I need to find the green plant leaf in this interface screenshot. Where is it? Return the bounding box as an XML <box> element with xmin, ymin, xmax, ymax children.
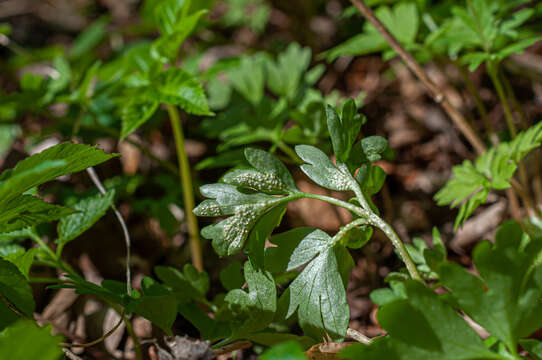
<box><xmin>57</xmin><ymin>190</ymin><xmax>115</xmax><ymax>248</ymax></box>
<box><xmin>221</xmin><ymin>148</ymin><xmax>296</xmax><ymax>194</ymax></box>
<box><xmin>265</xmin><ymin>228</ymin><xmax>329</xmax><ymax>274</ymax></box>
<box><xmin>3</xmin><ymin>248</ymin><xmax>37</xmax><ymax>279</ymax></box>
<box><xmin>438</xmin><ymin>221</ymin><xmax>542</xmax><ymax>350</ymax></box>
<box><xmin>520</xmin><ymin>339</ymin><xmax>542</xmax><ymax>360</ymax></box>
<box><xmin>151</xmin><ymin>9</ymin><xmax>208</xmax><ymax>62</ymax></box>
<box><xmin>224</xmin><ymin>261</ymin><xmax>276</xmax><ymax>339</ymax></box>
<box><xmin>265</xmin><ymin>43</ymin><xmax>311</xmax><ymax>100</ymax></box>
<box><xmin>0</xmin><ymin>142</ymin><xmax>117</xmax><ymax>208</ymax></box>
<box><xmin>220</xmin><ymin>261</ymin><xmax>244</xmax><ymax>291</ymax></box>
<box><xmin>0</xmin><ymin>258</ymin><xmax>34</xmax><ymax>317</ymax></box>
<box><xmin>196</xmin><ymin>183</ymin><xmax>291</xmax><ymax>256</ymax></box>
<box><xmin>323</xmin><ymin>2</ymin><xmax>418</xmax><ymax>61</ymax></box>
<box><xmin>148</xmin><ymin>67</ymin><xmax>212</xmax><ymax>115</ymax></box>
<box><xmin>295</xmin><ymin>145</ymin><xmax>350</xmax><ymax>191</ymax></box>
<box><xmin>326</xmin><ymin>101</ymin><xmax>363</xmax><ymax>163</ymax></box>
<box><xmin>341</xmin><ymin>281</ymin><xmax>496</xmax><ymax>360</ymax></box>
<box><xmin>229</xmin><ymin>55</ymin><xmax>265</xmax><ymax>106</ymax></box>
<box><xmin>245</xmin><ymin>204</ymin><xmax>287</xmax><ymax>268</ymax></box>
<box><xmin>132</xmin><ymin>277</ymin><xmax>177</xmax><ymax>335</ymax></box>
<box><xmin>120</xmin><ymin>97</ymin><xmax>159</xmax><ymax>139</ymax></box>
<box><xmin>260</xmin><ymin>341</ymin><xmax>307</xmax><ymax>360</ymax></box>
<box><xmin>274</xmin><ymin>228</ymin><xmax>350</xmax><ymax>341</ymax></box>
<box><xmin>69</xmin><ymin>15</ymin><xmax>110</xmax><ymax>59</ymax></box>
<box><xmin>0</xmin><ymin>195</ymin><xmax>75</xmax><ymax>233</ymax></box>
<box><xmin>435</xmin><ymin>122</ymin><xmax>542</xmax><ymax>228</ymax></box>
<box><xmin>356</xmin><ymin>165</ymin><xmax>386</xmax><ymax>196</ymax></box>
<box><xmin>155</xmin><ymin>264</ymin><xmax>209</xmax><ymax>303</ymax></box>
<box><xmin>0</xmin><ymin>320</ymin><xmax>63</xmax><ymax>360</ymax></box>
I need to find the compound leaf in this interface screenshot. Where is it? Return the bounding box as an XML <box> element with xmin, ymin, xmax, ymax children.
<box><xmin>57</xmin><ymin>191</ymin><xmax>115</xmax><ymax>248</ymax></box>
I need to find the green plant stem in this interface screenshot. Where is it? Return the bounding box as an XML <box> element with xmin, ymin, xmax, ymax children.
<box><xmin>167</xmin><ymin>105</ymin><xmax>203</xmax><ymax>272</ymax></box>
<box><xmin>331</xmin><ymin>218</ymin><xmax>369</xmax><ymax>246</ymax></box>
<box><xmin>339</xmin><ymin>164</ymin><xmax>421</xmax><ymax>281</ymax></box>
<box><xmin>488</xmin><ymin>63</ymin><xmax>536</xmax><ymax>216</ymax></box>
<box><xmin>123</xmin><ymin>313</ymin><xmax>142</xmax><ymax>360</ymax></box>
<box><xmin>500</xmin><ymin>70</ymin><xmax>528</xmax><ymax>130</ymax></box>
<box><xmin>488</xmin><ymin>63</ymin><xmax>517</xmax><ymax>138</ymax></box>
<box><xmin>276</xmin><ymin>140</ymin><xmax>303</xmax><ymax>164</ymax></box>
<box><xmin>297</xmin><ymin>167</ymin><xmax>421</xmax><ymax>282</ymax></box>
<box><xmin>59</xmin><ymin>310</ymin><xmax>125</xmax><ymax>348</ymax></box>
<box><xmin>457</xmin><ymin>62</ymin><xmax>495</xmax><ymax>142</ymax></box>
<box><xmin>297</xmin><ymin>192</ymin><xmax>370</xmax><ymax>217</ymax></box>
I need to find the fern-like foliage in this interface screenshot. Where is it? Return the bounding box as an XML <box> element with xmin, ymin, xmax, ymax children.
<box><xmin>435</xmin><ymin>122</ymin><xmax>542</xmax><ymax>229</ymax></box>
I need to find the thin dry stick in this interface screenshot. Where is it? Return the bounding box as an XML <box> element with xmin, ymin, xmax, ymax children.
<box><xmin>214</xmin><ymin>341</ymin><xmax>253</xmax><ymax>356</ymax></box>
<box><xmin>86</xmin><ymin>167</ymin><xmax>132</xmax><ymax>295</ymax></box>
<box><xmin>62</xmin><ymin>349</ymin><xmax>83</xmax><ymax>360</ymax></box>
<box><xmin>349</xmin><ymin>0</ymin><xmax>486</xmax><ymax>155</ymax></box>
<box><xmin>347</xmin><ymin>328</ymin><xmax>372</xmax><ymax>345</ymax></box>
<box><xmin>59</xmin><ymin>310</ymin><xmax>125</xmax><ymax>348</ymax></box>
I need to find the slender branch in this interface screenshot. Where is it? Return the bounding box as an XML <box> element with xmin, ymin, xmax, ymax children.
<box><xmin>86</xmin><ymin>167</ymin><xmax>132</xmax><ymax>295</ymax></box>
<box><xmin>167</xmin><ymin>105</ymin><xmax>204</xmax><ymax>272</ymax></box>
<box><xmin>59</xmin><ymin>310</ymin><xmax>125</xmax><ymax>348</ymax></box>
<box><xmin>276</xmin><ymin>140</ymin><xmax>303</xmax><ymax>164</ymax></box>
<box><xmin>348</xmin><ymin>0</ymin><xmax>486</xmax><ymax>155</ymax></box>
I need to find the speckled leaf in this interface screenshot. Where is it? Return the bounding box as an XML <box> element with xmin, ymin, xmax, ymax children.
<box><xmin>286</xmin><ymin>245</ymin><xmax>350</xmax><ymax>341</ymax></box>
<box><xmin>244</xmin><ymin>148</ymin><xmax>297</xmax><ymax>192</ymax></box>
<box><xmin>196</xmin><ymin>184</ymin><xmax>285</xmax><ymax>256</ymax></box>
<box><xmin>295</xmin><ymin>145</ymin><xmax>350</xmax><ymax>191</ymax></box>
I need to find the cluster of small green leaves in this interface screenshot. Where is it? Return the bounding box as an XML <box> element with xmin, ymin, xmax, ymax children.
<box><xmin>0</xmin><ymin>143</ymin><xmax>117</xmax><ymax>357</ymax></box>
<box><xmin>194</xmin><ymin>100</ymin><xmax>392</xmax><ymax>344</ymax></box>
<box><xmin>0</xmin><ymin>142</ymin><xmax>221</xmax><ymax>355</ymax></box>
<box><xmin>342</xmin><ymin>221</ymin><xmax>542</xmax><ymax>360</ymax></box>
<box><xmin>0</xmin><ymin>0</ymin><xmax>212</xmax><ymax>142</ymax></box>
<box><xmin>325</xmin><ymin>0</ymin><xmax>541</xmax><ymax>71</ymax></box>
<box><xmin>435</xmin><ymin>121</ymin><xmax>542</xmax><ymax>228</ymax></box>
<box><xmin>220</xmin><ymin>0</ymin><xmax>271</xmax><ymax>34</ymax></box>
<box><xmin>197</xmin><ymin>43</ymin><xmax>364</xmax><ymax>169</ymax></box>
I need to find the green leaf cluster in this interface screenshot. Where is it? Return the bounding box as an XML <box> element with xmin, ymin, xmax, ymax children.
<box><xmin>435</xmin><ymin>121</ymin><xmax>542</xmax><ymax>228</ymax></box>
<box><xmin>195</xmin><ymin>102</ymin><xmax>393</xmax><ymax>344</ymax></box>
<box><xmin>343</xmin><ymin>221</ymin><xmax>542</xmax><ymax>359</ymax></box>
